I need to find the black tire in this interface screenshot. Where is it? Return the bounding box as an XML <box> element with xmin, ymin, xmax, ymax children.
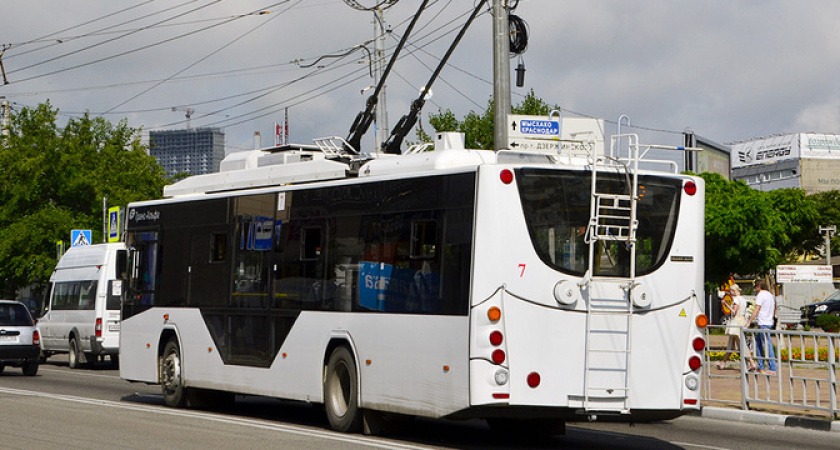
<box><xmin>0</xmin><ymin>364</ymin><xmax>5</xmax><ymax>374</ymax></box>
<box><xmin>324</xmin><ymin>346</ymin><xmax>363</xmax><ymax>433</ymax></box>
<box><xmin>68</xmin><ymin>337</ymin><xmax>84</xmax><ymax>369</ymax></box>
<box><xmin>110</xmin><ymin>354</ymin><xmax>120</xmax><ymax>368</ymax></box>
<box><xmin>22</xmin><ymin>361</ymin><xmax>39</xmax><ymax>376</ymax></box>
<box><xmin>161</xmin><ymin>338</ymin><xmax>187</xmax><ymax>408</ymax></box>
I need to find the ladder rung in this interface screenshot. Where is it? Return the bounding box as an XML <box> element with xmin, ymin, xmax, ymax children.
<box><xmin>588</xmin><ymin>386</ymin><xmax>629</xmax><ymax>392</ymax></box>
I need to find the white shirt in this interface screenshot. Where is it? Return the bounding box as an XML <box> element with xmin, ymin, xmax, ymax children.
<box><xmin>755</xmin><ymin>290</ymin><xmax>775</xmax><ymax>326</ymax></box>
<box><xmin>732</xmin><ymin>295</ymin><xmax>748</xmax><ymax>319</ymax></box>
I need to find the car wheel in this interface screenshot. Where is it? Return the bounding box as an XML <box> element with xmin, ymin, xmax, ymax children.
<box><xmin>68</xmin><ymin>337</ymin><xmax>86</xmax><ymax>369</ymax></box>
<box><xmin>324</xmin><ymin>346</ymin><xmax>362</xmax><ymax>433</ymax></box>
<box><xmin>0</xmin><ymin>364</ymin><xmax>5</xmax><ymax>374</ymax></box>
<box><xmin>162</xmin><ymin>338</ymin><xmax>187</xmax><ymax>408</ymax></box>
<box><xmin>22</xmin><ymin>361</ymin><xmax>39</xmax><ymax>376</ymax></box>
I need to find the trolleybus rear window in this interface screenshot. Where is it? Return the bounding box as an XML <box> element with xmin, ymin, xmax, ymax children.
<box><xmin>516</xmin><ymin>168</ymin><xmax>682</xmax><ymax>277</ymax></box>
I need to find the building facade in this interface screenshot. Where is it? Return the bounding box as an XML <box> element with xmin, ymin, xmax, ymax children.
<box><xmin>149</xmin><ymin>128</ymin><xmax>225</xmax><ymax>177</ymax></box>
<box><xmin>731</xmin><ymin>133</ymin><xmax>840</xmax><ymax>193</ymax></box>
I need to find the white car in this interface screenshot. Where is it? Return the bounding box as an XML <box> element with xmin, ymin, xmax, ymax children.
<box><xmin>0</xmin><ymin>300</ymin><xmax>40</xmax><ymax>376</ymax></box>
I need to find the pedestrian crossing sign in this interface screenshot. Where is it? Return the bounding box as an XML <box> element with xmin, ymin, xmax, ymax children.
<box><xmin>108</xmin><ymin>206</ymin><xmax>121</xmax><ymax>242</ymax></box>
<box><xmin>71</xmin><ymin>229</ymin><xmax>92</xmax><ymax>247</ymax></box>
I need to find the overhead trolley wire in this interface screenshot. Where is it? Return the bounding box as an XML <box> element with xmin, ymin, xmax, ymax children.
<box><xmin>4</xmin><ymin>0</ymin><xmax>160</xmax><ymax>59</ymax></box>
<box><xmin>6</xmin><ymin>0</ymin><xmax>220</xmax><ymax>76</ymax></box>
<box><xmin>104</xmin><ymin>0</ymin><xmax>300</xmax><ymax>114</ymax></box>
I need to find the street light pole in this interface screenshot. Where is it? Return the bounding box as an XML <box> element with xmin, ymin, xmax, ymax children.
<box><xmin>820</xmin><ymin>225</ymin><xmax>836</xmax><ymax>264</ymax></box>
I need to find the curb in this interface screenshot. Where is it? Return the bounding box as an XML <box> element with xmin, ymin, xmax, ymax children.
<box><xmin>697</xmin><ymin>406</ymin><xmax>840</xmax><ymax>432</ymax></box>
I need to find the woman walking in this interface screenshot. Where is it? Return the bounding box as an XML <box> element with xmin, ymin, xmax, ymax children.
<box><xmin>717</xmin><ymin>285</ymin><xmax>757</xmax><ymax>371</ymax></box>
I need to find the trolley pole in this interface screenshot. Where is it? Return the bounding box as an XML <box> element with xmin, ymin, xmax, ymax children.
<box><xmin>492</xmin><ymin>0</ymin><xmax>511</xmax><ymax>151</ymax></box>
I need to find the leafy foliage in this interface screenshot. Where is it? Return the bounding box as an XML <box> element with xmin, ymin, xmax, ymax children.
<box><xmin>815</xmin><ymin>313</ymin><xmax>840</xmax><ymax>333</ymax></box>
<box><xmin>0</xmin><ymin>102</ymin><xmax>167</xmax><ymax>297</ymax></box>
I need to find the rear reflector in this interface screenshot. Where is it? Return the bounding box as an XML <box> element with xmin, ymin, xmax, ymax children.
<box><xmin>489</xmin><ymin>331</ymin><xmax>503</xmax><ymax>346</ymax></box>
<box><xmin>492</xmin><ymin>349</ymin><xmax>506</xmax><ymax>364</ymax></box>
<box><xmin>688</xmin><ymin>355</ymin><xmax>702</xmax><ymax>371</ymax></box>
<box><xmin>527</xmin><ymin>372</ymin><xmax>541</xmax><ymax>388</ymax></box>
<box><xmin>684</xmin><ymin>399</ymin><xmax>698</xmax><ymax>405</ymax></box>
<box><xmin>492</xmin><ymin>393</ymin><xmax>510</xmax><ymax>399</ymax></box>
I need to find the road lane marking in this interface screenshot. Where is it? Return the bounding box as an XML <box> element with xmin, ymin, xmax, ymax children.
<box><xmin>0</xmin><ymin>386</ymin><xmax>433</xmax><ymax>450</ymax></box>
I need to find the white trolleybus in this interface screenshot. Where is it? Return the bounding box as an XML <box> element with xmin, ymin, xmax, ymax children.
<box><xmin>119</xmin><ymin>126</ymin><xmax>708</xmax><ymax>435</ymax></box>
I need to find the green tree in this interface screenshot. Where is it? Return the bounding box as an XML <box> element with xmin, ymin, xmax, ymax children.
<box><xmin>0</xmin><ymin>102</ymin><xmax>167</xmax><ymax>298</ymax></box>
<box><xmin>765</xmin><ymin>188</ymin><xmax>819</xmax><ymax>261</ymax></box>
<box><xmin>810</xmin><ymin>190</ymin><xmax>840</xmax><ymax>258</ymax></box>
<box><xmin>701</xmin><ymin>173</ymin><xmax>787</xmax><ymax>285</ymax></box>
<box><xmin>418</xmin><ymin>89</ymin><xmax>557</xmax><ymax>149</ymax></box>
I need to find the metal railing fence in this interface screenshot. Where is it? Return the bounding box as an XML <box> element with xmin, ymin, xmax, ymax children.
<box><xmin>703</xmin><ymin>324</ymin><xmax>840</xmax><ymax>418</ymax></box>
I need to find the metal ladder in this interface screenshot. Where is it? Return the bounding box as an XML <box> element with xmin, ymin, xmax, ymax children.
<box><xmin>581</xmin><ymin>142</ymin><xmax>640</xmax><ymax>414</ymax></box>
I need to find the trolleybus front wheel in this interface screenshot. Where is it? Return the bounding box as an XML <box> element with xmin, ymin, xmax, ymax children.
<box><xmin>162</xmin><ymin>338</ymin><xmax>187</xmax><ymax>407</ymax></box>
<box><xmin>324</xmin><ymin>346</ymin><xmax>363</xmax><ymax>433</ymax></box>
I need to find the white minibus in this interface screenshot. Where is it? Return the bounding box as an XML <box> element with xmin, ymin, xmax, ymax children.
<box><xmin>39</xmin><ymin>243</ymin><xmax>126</xmax><ymax>367</ymax></box>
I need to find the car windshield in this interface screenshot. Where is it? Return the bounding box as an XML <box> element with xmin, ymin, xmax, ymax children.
<box><xmin>825</xmin><ymin>291</ymin><xmax>840</xmax><ymax>302</ymax></box>
<box><xmin>0</xmin><ymin>303</ymin><xmax>34</xmax><ymax>326</ymax></box>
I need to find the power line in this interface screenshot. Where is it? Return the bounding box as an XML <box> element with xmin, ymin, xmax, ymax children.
<box><xmin>6</xmin><ymin>0</ymin><xmax>220</xmax><ymax>75</ymax></box>
<box><xmin>104</xmin><ymin>0</ymin><xmax>300</xmax><ymax>113</ymax></box>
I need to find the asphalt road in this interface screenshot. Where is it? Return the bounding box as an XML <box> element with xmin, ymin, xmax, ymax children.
<box><xmin>0</xmin><ymin>356</ymin><xmax>836</xmax><ymax>449</ymax></box>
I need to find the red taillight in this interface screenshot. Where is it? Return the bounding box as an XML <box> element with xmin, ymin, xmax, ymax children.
<box><xmin>527</xmin><ymin>372</ymin><xmax>541</xmax><ymax>388</ymax></box>
<box><xmin>684</xmin><ymin>180</ymin><xmax>697</xmax><ymax>196</ymax></box>
<box><xmin>692</xmin><ymin>337</ymin><xmax>706</xmax><ymax>352</ymax></box>
<box><xmin>489</xmin><ymin>331</ymin><xmax>503</xmax><ymax>346</ymax></box>
<box><xmin>688</xmin><ymin>355</ymin><xmax>702</xmax><ymax>371</ymax></box>
<box><xmin>492</xmin><ymin>349</ymin><xmax>506</xmax><ymax>365</ymax></box>
<box><xmin>33</xmin><ymin>330</ymin><xmax>40</xmax><ymax>345</ymax></box>
<box><xmin>500</xmin><ymin>169</ymin><xmax>513</xmax><ymax>185</ymax></box>
<box><xmin>95</xmin><ymin>318</ymin><xmax>102</xmax><ymax>337</ymax></box>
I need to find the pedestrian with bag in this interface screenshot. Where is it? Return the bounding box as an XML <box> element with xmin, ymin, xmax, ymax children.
<box><xmin>717</xmin><ymin>285</ymin><xmax>757</xmax><ymax>370</ymax></box>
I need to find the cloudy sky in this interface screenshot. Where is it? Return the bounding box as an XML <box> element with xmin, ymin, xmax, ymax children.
<box><xmin>2</xmin><ymin>1</ymin><xmax>839</xmax><ymax>154</ymax></box>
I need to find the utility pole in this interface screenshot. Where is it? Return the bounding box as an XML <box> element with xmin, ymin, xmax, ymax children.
<box><xmin>820</xmin><ymin>225</ymin><xmax>836</xmax><ymax>264</ymax></box>
<box><xmin>492</xmin><ymin>0</ymin><xmax>511</xmax><ymax>151</ymax></box>
<box><xmin>0</xmin><ymin>97</ymin><xmax>10</xmax><ymax>140</ymax></box>
<box><xmin>373</xmin><ymin>8</ymin><xmax>389</xmax><ymax>154</ymax></box>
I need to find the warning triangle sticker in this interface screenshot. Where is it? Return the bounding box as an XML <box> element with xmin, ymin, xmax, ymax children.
<box><xmin>679</xmin><ymin>309</ymin><xmax>686</xmax><ymax>317</ymax></box>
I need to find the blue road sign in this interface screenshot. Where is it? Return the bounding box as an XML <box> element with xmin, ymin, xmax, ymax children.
<box><xmin>71</xmin><ymin>229</ymin><xmax>92</xmax><ymax>247</ymax></box>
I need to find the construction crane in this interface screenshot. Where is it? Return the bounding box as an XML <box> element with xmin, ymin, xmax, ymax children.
<box><xmin>171</xmin><ymin>107</ymin><xmax>195</xmax><ymax>129</ymax></box>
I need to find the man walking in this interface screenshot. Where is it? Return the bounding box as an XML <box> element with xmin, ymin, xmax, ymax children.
<box><xmin>747</xmin><ymin>281</ymin><xmax>777</xmax><ymax>375</ymax></box>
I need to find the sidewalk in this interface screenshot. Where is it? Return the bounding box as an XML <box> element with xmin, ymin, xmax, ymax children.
<box><xmin>700</xmin><ymin>334</ymin><xmax>840</xmax><ymax>432</ymax></box>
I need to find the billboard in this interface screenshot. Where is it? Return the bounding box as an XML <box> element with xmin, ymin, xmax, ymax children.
<box><xmin>731</xmin><ymin>134</ymin><xmax>798</xmax><ymax>169</ymax></box>
<box><xmin>799</xmin><ymin>133</ymin><xmax>840</xmax><ymax>159</ymax></box>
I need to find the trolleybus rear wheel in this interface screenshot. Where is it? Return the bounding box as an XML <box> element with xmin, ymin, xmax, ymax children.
<box><xmin>325</xmin><ymin>346</ymin><xmax>362</xmax><ymax>433</ymax></box>
<box><xmin>162</xmin><ymin>338</ymin><xmax>187</xmax><ymax>407</ymax></box>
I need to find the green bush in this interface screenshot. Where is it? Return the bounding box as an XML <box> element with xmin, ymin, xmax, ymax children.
<box><xmin>816</xmin><ymin>314</ymin><xmax>840</xmax><ymax>333</ymax></box>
